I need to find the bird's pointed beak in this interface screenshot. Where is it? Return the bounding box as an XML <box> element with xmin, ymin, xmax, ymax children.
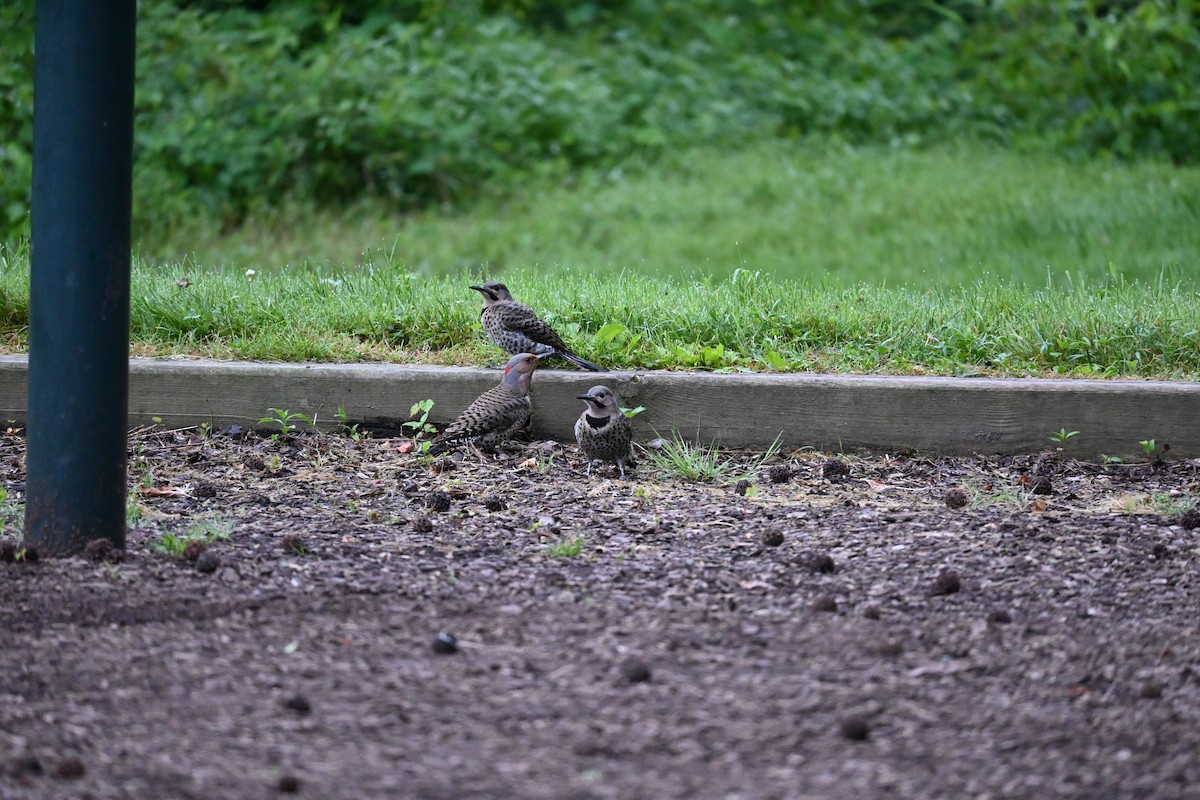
<box><xmin>469</xmin><ymin>285</ymin><xmax>485</xmax><ymax>293</ymax></box>
<box><xmin>575</xmin><ymin>393</ymin><xmax>592</xmax><ymax>400</ymax></box>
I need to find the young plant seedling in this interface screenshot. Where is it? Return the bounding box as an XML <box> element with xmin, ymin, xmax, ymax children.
<box><xmin>403</xmin><ymin>399</ymin><xmax>438</xmax><ymax>451</ymax></box>
<box><xmin>1049</xmin><ymin>428</ymin><xmax>1079</xmax><ymax>445</ymax></box>
<box><xmin>259</xmin><ymin>408</ymin><xmax>316</xmax><ymax>439</ymax></box>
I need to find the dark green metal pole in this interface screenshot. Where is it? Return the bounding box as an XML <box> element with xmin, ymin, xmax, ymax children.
<box><xmin>26</xmin><ymin>1</ymin><xmax>137</xmax><ymax>555</ymax></box>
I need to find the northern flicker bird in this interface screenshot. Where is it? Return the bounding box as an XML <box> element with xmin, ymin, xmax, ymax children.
<box><xmin>574</xmin><ymin>385</ymin><xmax>633</xmax><ymax>478</ymax></box>
<box><xmin>470</xmin><ymin>281</ymin><xmax>607</xmax><ymax>372</ymax></box>
<box><xmin>427</xmin><ymin>353</ymin><xmax>545</xmax><ymax>455</ymax></box>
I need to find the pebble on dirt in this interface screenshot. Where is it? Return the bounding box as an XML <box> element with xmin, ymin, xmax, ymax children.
<box><xmin>482</xmin><ymin>495</ymin><xmax>507</xmax><ymax>511</ymax></box>
<box><xmin>733</xmin><ymin>479</ymin><xmax>752</xmax><ymax>496</ymax></box>
<box><xmin>425</xmin><ymin>490</ymin><xmax>452</xmax><ymax>513</ymax></box>
<box><xmin>277</xmin><ymin>773</ymin><xmax>302</xmax><ymax>793</ymax></box>
<box><xmin>987</xmin><ymin>609</ymin><xmax>1013</xmax><ymax>625</ymax></box>
<box><xmin>432</xmin><ymin>631</ymin><xmax>459</xmax><ymax>654</ymax></box>
<box><xmin>1031</xmin><ymin>476</ymin><xmax>1054</xmax><ymax>495</ymax></box>
<box><xmin>929</xmin><ymin>568</ymin><xmax>962</xmax><ymax>596</ymax></box>
<box><xmin>861</xmin><ymin>605</ymin><xmax>882</xmax><ymax>620</ymax></box>
<box><xmin>761</xmin><ymin>528</ymin><xmax>785</xmax><ymax>547</ymax></box>
<box><xmin>1179</xmin><ymin>507</ymin><xmax>1200</xmax><ymax>530</ymax></box>
<box><xmin>620</xmin><ymin>657</ymin><xmax>652</xmax><ymax>684</ymax></box>
<box><xmin>194</xmin><ymin>549</ymin><xmax>221</xmax><ymax>574</ymax></box>
<box><xmin>193</xmin><ymin>481</ymin><xmax>218</xmax><ymax>498</ymax></box>
<box><xmin>767</xmin><ymin>464</ymin><xmax>791</xmax><ymax>484</ymax></box>
<box><xmin>1139</xmin><ymin>681</ymin><xmax>1164</xmax><ymax>700</ymax></box>
<box><xmin>811</xmin><ymin>594</ymin><xmax>838</xmax><ymax>613</ymax></box>
<box><xmin>182</xmin><ymin>540</ymin><xmax>208</xmax><ymax>562</ymax></box>
<box><xmin>281</xmin><ymin>533</ymin><xmax>308</xmax><ymax>555</ymax></box>
<box><xmin>798</xmin><ymin>551</ymin><xmax>836</xmax><ymax>574</ymax></box>
<box><xmin>53</xmin><ymin>757</ymin><xmax>86</xmax><ymax>780</ymax></box>
<box><xmin>411</xmin><ymin>516</ymin><xmax>434</xmax><ymax>533</ymax></box>
<box><xmin>820</xmin><ymin>459</ymin><xmax>850</xmax><ymax>481</ymax></box>
<box><xmin>839</xmin><ymin>716</ymin><xmax>870</xmax><ymax>742</ymax></box>
<box><xmin>83</xmin><ymin>538</ymin><xmax>123</xmax><ymax>564</ymax></box>
<box><xmin>876</xmin><ymin>640</ymin><xmax>904</xmax><ymax>657</ymax></box>
<box><xmin>944</xmin><ymin>487</ymin><xmax>969</xmax><ymax>509</ymax></box>
<box><xmin>283</xmin><ymin>694</ymin><xmax>313</xmax><ymax>715</ymax></box>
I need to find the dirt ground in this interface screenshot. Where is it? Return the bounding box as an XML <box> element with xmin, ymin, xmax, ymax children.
<box><xmin>1</xmin><ymin>424</ymin><xmax>1199</xmax><ymax>800</ymax></box>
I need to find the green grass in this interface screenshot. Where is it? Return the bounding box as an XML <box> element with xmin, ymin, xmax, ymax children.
<box><xmin>154</xmin><ymin>517</ymin><xmax>233</xmax><ymax>557</ymax></box>
<box><xmin>137</xmin><ymin>141</ymin><xmax>1200</xmax><ymax>287</ymax></box>
<box><xmin>1</xmin><ymin>142</ymin><xmax>1197</xmax><ymax>379</ymax></box>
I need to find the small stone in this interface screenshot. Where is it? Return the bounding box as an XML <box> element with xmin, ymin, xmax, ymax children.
<box><xmin>432</xmin><ymin>631</ymin><xmax>459</xmax><ymax>654</ymax></box>
<box><xmin>182</xmin><ymin>540</ymin><xmax>208</xmax><ymax>563</ymax></box>
<box><xmin>620</xmin><ymin>657</ymin><xmax>652</xmax><ymax>684</ymax></box>
<box><xmin>193</xmin><ymin>481</ymin><xmax>218</xmax><ymax>498</ymax></box>
<box><xmin>194</xmin><ymin>549</ymin><xmax>221</xmax><ymax>574</ymax></box>
<box><xmin>876</xmin><ymin>640</ymin><xmax>904</xmax><ymax>657</ymax></box>
<box><xmin>811</xmin><ymin>594</ymin><xmax>838</xmax><ymax>613</ymax></box>
<box><xmin>429</xmin><ymin>458</ymin><xmax>456</xmax><ymax>475</ymax></box>
<box><xmin>1178</xmin><ymin>507</ymin><xmax>1200</xmax><ymax>530</ymax></box>
<box><xmin>425</xmin><ymin>490</ymin><xmax>452</xmax><ymax>513</ymax></box>
<box><xmin>1031</xmin><ymin>476</ymin><xmax>1053</xmax><ymax>495</ymax></box>
<box><xmin>281</xmin><ymin>534</ymin><xmax>307</xmax><ymax>556</ymax></box>
<box><xmin>761</xmin><ymin>528</ymin><xmax>785</xmax><ymax>547</ymax></box>
<box><xmin>929</xmin><ymin>568</ymin><xmax>961</xmax><ymax>596</ymax></box>
<box><xmin>1139</xmin><ymin>681</ymin><xmax>1164</xmax><ymax>700</ymax></box>
<box><xmin>944</xmin><ymin>487</ymin><xmax>969</xmax><ymax>509</ymax></box>
<box><xmin>11</xmin><ymin>754</ymin><xmax>43</xmax><ymax>777</ymax></box>
<box><xmin>733</xmin><ymin>479</ymin><xmax>752</xmax><ymax>496</ymax></box>
<box><xmin>839</xmin><ymin>716</ymin><xmax>870</xmax><ymax>741</ymax></box>
<box><xmin>278</xmin><ymin>774</ymin><xmax>302</xmax><ymax>793</ymax></box>
<box><xmin>244</xmin><ymin>454</ymin><xmax>266</xmax><ymax>471</ymax></box>
<box><xmin>482</xmin><ymin>495</ymin><xmax>506</xmax><ymax>512</ymax></box>
<box><xmin>987</xmin><ymin>608</ymin><xmax>1013</xmax><ymax>625</ymax></box>
<box><xmin>411</xmin><ymin>516</ymin><xmax>434</xmax><ymax>533</ymax></box>
<box><xmin>861</xmin><ymin>605</ymin><xmax>882</xmax><ymax>620</ymax></box>
<box><xmin>798</xmin><ymin>551</ymin><xmax>836</xmax><ymax>574</ymax></box>
<box><xmin>83</xmin><ymin>538</ymin><xmax>123</xmax><ymax>564</ymax></box>
<box><xmin>767</xmin><ymin>464</ymin><xmax>791</xmax><ymax>484</ymax></box>
<box><xmin>820</xmin><ymin>459</ymin><xmax>850</xmax><ymax>481</ymax></box>
<box><xmin>283</xmin><ymin>694</ymin><xmax>312</xmax><ymax>715</ymax></box>
<box><xmin>53</xmin><ymin>758</ymin><xmax>86</xmax><ymax>780</ymax></box>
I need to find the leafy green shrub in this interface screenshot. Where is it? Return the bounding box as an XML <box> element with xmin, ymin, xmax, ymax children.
<box><xmin>1</xmin><ymin>0</ymin><xmax>1197</xmax><ymax>245</ymax></box>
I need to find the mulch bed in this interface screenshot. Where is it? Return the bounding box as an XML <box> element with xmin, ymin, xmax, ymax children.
<box><xmin>2</xmin><ymin>426</ymin><xmax>1199</xmax><ymax>799</ymax></box>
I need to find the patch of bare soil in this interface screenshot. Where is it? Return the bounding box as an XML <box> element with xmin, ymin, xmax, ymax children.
<box><xmin>1</xmin><ymin>427</ymin><xmax>1199</xmax><ymax>800</ymax></box>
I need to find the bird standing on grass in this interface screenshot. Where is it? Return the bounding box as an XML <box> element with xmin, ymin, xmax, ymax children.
<box><xmin>470</xmin><ymin>281</ymin><xmax>607</xmax><ymax>372</ymax></box>
<box><xmin>574</xmin><ymin>385</ymin><xmax>633</xmax><ymax>478</ymax></box>
<box><xmin>427</xmin><ymin>353</ymin><xmax>546</xmax><ymax>455</ymax></box>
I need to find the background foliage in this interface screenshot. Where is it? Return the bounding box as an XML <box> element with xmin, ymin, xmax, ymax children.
<box><xmin>1</xmin><ymin>0</ymin><xmax>1198</xmax><ymax>244</ymax></box>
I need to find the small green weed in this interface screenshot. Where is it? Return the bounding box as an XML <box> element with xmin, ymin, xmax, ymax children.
<box><xmin>545</xmin><ymin>536</ymin><xmax>585</xmax><ymax>558</ymax></box>
<box><xmin>404</xmin><ymin>399</ymin><xmax>438</xmax><ymax>450</ymax></box>
<box><xmin>1115</xmin><ymin>493</ymin><xmax>1195</xmax><ymax>516</ymax></box>
<box><xmin>1049</xmin><ymin>428</ymin><xmax>1079</xmax><ymax>445</ymax></box>
<box><xmin>336</xmin><ymin>404</ymin><xmax>367</xmax><ymax>441</ymax></box>
<box><xmin>650</xmin><ymin>434</ymin><xmax>729</xmax><ymax>482</ymax></box>
<box><xmin>259</xmin><ymin>408</ymin><xmax>316</xmax><ymax>438</ymax></box>
<box><xmin>649</xmin><ymin>431</ymin><xmax>782</xmax><ymax>483</ymax></box>
<box><xmin>155</xmin><ymin>517</ymin><xmax>233</xmax><ymax>556</ymax></box>
<box><xmin>0</xmin><ymin>484</ymin><xmax>22</xmax><ymax>534</ymax></box>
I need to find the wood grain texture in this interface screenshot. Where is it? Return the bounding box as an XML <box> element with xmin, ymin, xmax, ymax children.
<box><xmin>1</xmin><ymin>356</ymin><xmax>1196</xmax><ymax>458</ymax></box>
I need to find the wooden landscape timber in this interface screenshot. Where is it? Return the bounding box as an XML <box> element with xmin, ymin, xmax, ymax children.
<box><xmin>0</xmin><ymin>355</ymin><xmax>1196</xmax><ymax>459</ymax></box>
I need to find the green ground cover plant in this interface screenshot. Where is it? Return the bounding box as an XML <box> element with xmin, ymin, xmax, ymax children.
<box><xmin>1</xmin><ymin>237</ymin><xmax>1197</xmax><ymax>379</ymax></box>
<box><xmin>144</xmin><ymin>141</ymin><xmax>1200</xmax><ymax>286</ymax></box>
